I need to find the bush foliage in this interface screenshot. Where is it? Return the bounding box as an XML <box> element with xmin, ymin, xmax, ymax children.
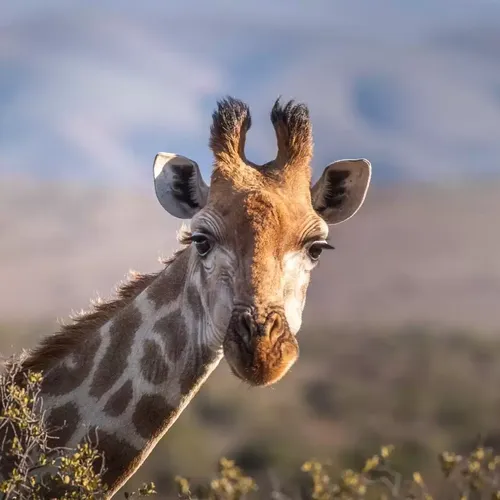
<box><xmin>1</xmin><ymin>359</ymin><xmax>500</xmax><ymax>499</ymax></box>
<box><xmin>173</xmin><ymin>444</ymin><xmax>500</xmax><ymax>500</ymax></box>
<box><xmin>0</xmin><ymin>360</ymin><xmax>155</xmax><ymax>499</ymax></box>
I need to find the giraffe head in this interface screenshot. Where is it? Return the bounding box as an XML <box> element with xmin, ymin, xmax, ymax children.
<box><xmin>153</xmin><ymin>97</ymin><xmax>371</xmax><ymax>387</ymax></box>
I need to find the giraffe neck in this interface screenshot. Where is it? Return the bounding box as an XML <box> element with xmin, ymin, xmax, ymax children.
<box><xmin>8</xmin><ymin>245</ymin><xmax>224</xmax><ymax>497</ymax></box>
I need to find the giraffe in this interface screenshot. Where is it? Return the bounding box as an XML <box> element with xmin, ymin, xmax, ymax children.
<box><xmin>0</xmin><ymin>97</ymin><xmax>372</xmax><ymax>497</ymax></box>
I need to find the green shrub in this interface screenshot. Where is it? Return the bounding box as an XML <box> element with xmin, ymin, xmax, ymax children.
<box><xmin>0</xmin><ymin>359</ymin><xmax>155</xmax><ymax>499</ymax></box>
<box><xmin>175</xmin><ymin>445</ymin><xmax>500</xmax><ymax>499</ymax></box>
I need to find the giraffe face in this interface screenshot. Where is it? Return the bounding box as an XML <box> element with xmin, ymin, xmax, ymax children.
<box><xmin>189</xmin><ymin>186</ymin><xmax>329</xmax><ymax>386</ymax></box>
<box><xmin>153</xmin><ymin>98</ymin><xmax>371</xmax><ymax>386</ymax></box>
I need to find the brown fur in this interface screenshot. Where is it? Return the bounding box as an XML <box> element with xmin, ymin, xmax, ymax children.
<box><xmin>207</xmin><ymin>171</ymin><xmax>322</xmax><ymax>386</ymax></box>
<box><xmin>223</xmin><ymin>310</ymin><xmax>300</xmax><ymax>387</ymax></box>
<box><xmin>209</xmin><ymin>97</ymin><xmax>252</xmax><ymax>167</ymax></box>
<box><xmin>270</xmin><ymin>97</ymin><xmax>313</xmax><ymax>176</ymax></box>
<box><xmin>195</xmin><ymin>110</ymin><xmax>323</xmax><ymax>386</ymax></box>
<box><xmin>248</xmin><ymin>332</ymin><xmax>299</xmax><ymax>386</ymax></box>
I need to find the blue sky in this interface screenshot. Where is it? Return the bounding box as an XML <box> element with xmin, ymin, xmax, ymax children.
<box><xmin>1</xmin><ymin>0</ymin><xmax>500</xmax><ymax>190</ymax></box>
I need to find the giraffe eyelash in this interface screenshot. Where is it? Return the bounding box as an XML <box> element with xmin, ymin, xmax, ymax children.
<box><xmin>179</xmin><ymin>231</ymin><xmax>194</xmax><ymax>246</ymax></box>
<box><xmin>180</xmin><ymin>231</ymin><xmax>213</xmax><ymax>245</ymax></box>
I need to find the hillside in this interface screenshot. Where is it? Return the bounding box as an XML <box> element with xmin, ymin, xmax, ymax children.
<box><xmin>1</xmin><ymin>174</ymin><xmax>499</xmax><ymax>334</ymax></box>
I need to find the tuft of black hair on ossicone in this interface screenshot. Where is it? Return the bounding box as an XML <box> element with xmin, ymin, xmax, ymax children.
<box><xmin>209</xmin><ymin>97</ymin><xmax>252</xmax><ymax>162</ymax></box>
<box><xmin>270</xmin><ymin>97</ymin><xmax>310</xmax><ymax>131</ymax></box>
<box><xmin>270</xmin><ymin>97</ymin><xmax>313</xmax><ymax>166</ymax></box>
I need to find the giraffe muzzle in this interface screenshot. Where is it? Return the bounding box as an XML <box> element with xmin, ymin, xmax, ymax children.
<box><xmin>223</xmin><ymin>308</ymin><xmax>299</xmax><ymax>386</ymax></box>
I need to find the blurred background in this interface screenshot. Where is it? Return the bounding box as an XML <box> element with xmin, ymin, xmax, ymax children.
<box><xmin>2</xmin><ymin>0</ymin><xmax>500</xmax><ymax>497</ymax></box>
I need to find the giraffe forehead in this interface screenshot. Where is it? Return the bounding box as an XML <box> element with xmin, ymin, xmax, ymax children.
<box><xmin>251</xmin><ymin>192</ymin><xmax>325</xmax><ymax>246</ymax></box>
<box><xmin>196</xmin><ymin>188</ymin><xmax>326</xmax><ymax>262</ymax></box>
<box><xmin>207</xmin><ymin>188</ymin><xmax>317</xmax><ymax>236</ymax></box>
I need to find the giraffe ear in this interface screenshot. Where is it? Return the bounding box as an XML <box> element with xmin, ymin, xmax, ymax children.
<box><xmin>153</xmin><ymin>152</ymin><xmax>209</xmax><ymax>219</ymax></box>
<box><xmin>311</xmin><ymin>159</ymin><xmax>372</xmax><ymax>225</ymax></box>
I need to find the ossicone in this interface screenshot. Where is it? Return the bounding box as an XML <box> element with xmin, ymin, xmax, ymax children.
<box><xmin>270</xmin><ymin>97</ymin><xmax>313</xmax><ymax>171</ymax></box>
<box><xmin>209</xmin><ymin>96</ymin><xmax>252</xmax><ymax>165</ymax></box>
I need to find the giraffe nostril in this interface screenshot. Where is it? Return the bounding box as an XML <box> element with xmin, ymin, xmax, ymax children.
<box><xmin>238</xmin><ymin>311</ymin><xmax>255</xmax><ymax>343</ymax></box>
<box><xmin>234</xmin><ymin>310</ymin><xmax>286</xmax><ymax>344</ymax></box>
<box><xmin>265</xmin><ymin>312</ymin><xmax>284</xmax><ymax>343</ymax></box>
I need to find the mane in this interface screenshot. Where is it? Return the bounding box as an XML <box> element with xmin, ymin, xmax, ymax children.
<box><xmin>10</xmin><ymin>231</ymin><xmax>192</xmax><ymax>378</ymax></box>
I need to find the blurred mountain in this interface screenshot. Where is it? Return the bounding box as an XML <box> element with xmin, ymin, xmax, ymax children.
<box><xmin>1</xmin><ymin>1</ymin><xmax>500</xmax><ymax>186</ymax></box>
<box><xmin>1</xmin><ymin>174</ymin><xmax>499</xmax><ymax>333</ymax></box>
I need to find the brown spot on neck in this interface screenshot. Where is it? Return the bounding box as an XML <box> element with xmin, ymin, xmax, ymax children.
<box><xmin>103</xmin><ymin>379</ymin><xmax>134</xmax><ymax>417</ymax></box>
<box><xmin>132</xmin><ymin>394</ymin><xmax>176</xmax><ymax>440</ymax></box>
<box><xmin>153</xmin><ymin>312</ymin><xmax>188</xmax><ymax>362</ymax></box>
<box><xmin>140</xmin><ymin>340</ymin><xmax>170</xmax><ymax>385</ymax></box>
<box><xmin>89</xmin><ymin>304</ymin><xmax>142</xmax><ymax>400</ymax></box>
<box><xmin>41</xmin><ymin>333</ymin><xmax>101</xmax><ymax>396</ymax></box>
<box><xmin>45</xmin><ymin>402</ymin><xmax>81</xmax><ymax>447</ymax></box>
<box><xmin>85</xmin><ymin>428</ymin><xmax>140</xmax><ymax>494</ymax></box>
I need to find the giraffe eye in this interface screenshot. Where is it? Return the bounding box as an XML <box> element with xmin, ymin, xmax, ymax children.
<box><xmin>307</xmin><ymin>241</ymin><xmax>334</xmax><ymax>261</ymax></box>
<box><xmin>191</xmin><ymin>233</ymin><xmax>213</xmax><ymax>257</ymax></box>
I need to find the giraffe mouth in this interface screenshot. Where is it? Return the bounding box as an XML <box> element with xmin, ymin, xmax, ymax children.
<box><xmin>223</xmin><ymin>311</ymin><xmax>299</xmax><ymax>387</ymax></box>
